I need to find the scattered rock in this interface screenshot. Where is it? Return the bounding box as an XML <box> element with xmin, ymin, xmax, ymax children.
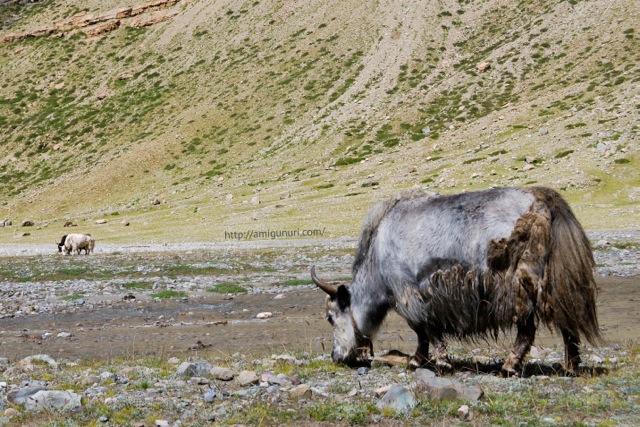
<box><xmin>457</xmin><ymin>404</ymin><xmax>472</xmax><ymax>421</ymax></box>
<box><xmin>24</xmin><ymin>390</ymin><xmax>81</xmax><ymax>411</ymax></box>
<box><xmin>7</xmin><ymin>387</ymin><xmax>48</xmax><ymax>405</ymax></box>
<box><xmin>357</xmin><ymin>367</ymin><xmax>369</xmax><ymax>375</ymax></box>
<box><xmin>95</xmin><ymin>219</ymin><xmax>107</xmax><ymax>224</ymax></box>
<box><xmin>416</xmin><ymin>375</ymin><xmax>483</xmax><ymax>402</ymax></box>
<box><xmin>290</xmin><ymin>384</ymin><xmax>311</xmax><ymax>398</ymax></box>
<box><xmin>176</xmin><ymin>361</ymin><xmax>212</xmax><ymax>378</ymax></box>
<box><xmin>21</xmin><ymin>220</ymin><xmax>34</xmax><ymax>227</ymax></box>
<box><xmin>237</xmin><ymin>370</ymin><xmax>259</xmax><ymax>387</ymax></box>
<box><xmin>20</xmin><ymin>354</ymin><xmax>58</xmax><ymax>369</ymax></box>
<box><xmin>256</xmin><ymin>312</ymin><xmax>272</xmax><ymax>319</ymax></box>
<box><xmin>376</xmin><ymin>384</ymin><xmax>417</xmax><ymax>415</ymax></box>
<box><xmin>203</xmin><ymin>389</ymin><xmax>216</xmax><ymax>403</ymax></box>
<box><xmin>416</xmin><ymin>376</ymin><xmax>459</xmax><ymax>401</ymax></box>
<box><xmin>210</xmin><ymin>366</ymin><xmax>236</xmax><ymax>381</ymax></box>
<box><xmin>477</xmin><ymin>62</ymin><xmax>491</xmax><ymax>73</ymax></box>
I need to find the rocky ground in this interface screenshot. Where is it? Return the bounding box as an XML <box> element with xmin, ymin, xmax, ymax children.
<box><xmin>0</xmin><ymin>232</ymin><xmax>638</xmax><ymax>426</ymax></box>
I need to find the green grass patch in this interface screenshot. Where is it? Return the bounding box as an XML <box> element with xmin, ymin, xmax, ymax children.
<box><xmin>208</xmin><ymin>283</ymin><xmax>247</xmax><ymax>294</ymax></box>
<box><xmin>314</xmin><ymin>183</ymin><xmax>334</xmax><ymax>189</ymax></box>
<box><xmin>60</xmin><ymin>293</ymin><xmax>86</xmax><ymax>301</ymax></box>
<box><xmin>333</xmin><ymin>156</ymin><xmax>364</xmax><ymax>166</ymax></box>
<box><xmin>121</xmin><ymin>281</ymin><xmax>153</xmax><ymax>290</ymax></box>
<box><xmin>462</xmin><ymin>157</ymin><xmax>486</xmax><ymax>164</ymax></box>
<box><xmin>150</xmin><ymin>290</ymin><xmax>187</xmax><ymax>299</ymax></box>
<box><xmin>614</xmin><ymin>158</ymin><xmax>630</xmax><ymax>164</ymax></box>
<box><xmin>554</xmin><ymin>149</ymin><xmax>574</xmax><ymax>159</ymax></box>
<box><xmin>281</xmin><ymin>279</ymin><xmax>314</xmax><ymax>286</ymax></box>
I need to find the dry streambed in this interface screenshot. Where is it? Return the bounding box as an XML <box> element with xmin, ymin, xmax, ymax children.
<box><xmin>0</xmin><ymin>235</ymin><xmax>638</xmax><ymax>426</ymax></box>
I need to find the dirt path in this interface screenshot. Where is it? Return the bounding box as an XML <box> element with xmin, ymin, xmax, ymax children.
<box><xmin>1</xmin><ymin>276</ymin><xmax>637</xmax><ymax>362</ymax></box>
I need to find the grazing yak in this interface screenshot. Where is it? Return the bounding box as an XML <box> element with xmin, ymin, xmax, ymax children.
<box><xmin>311</xmin><ymin>186</ymin><xmax>601</xmax><ymax>375</ymax></box>
<box><xmin>57</xmin><ymin>233</ymin><xmax>95</xmax><ymax>255</ymax></box>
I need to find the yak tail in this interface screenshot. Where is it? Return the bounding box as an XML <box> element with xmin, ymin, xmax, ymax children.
<box><xmin>536</xmin><ymin>187</ymin><xmax>603</xmax><ymax>345</ymax></box>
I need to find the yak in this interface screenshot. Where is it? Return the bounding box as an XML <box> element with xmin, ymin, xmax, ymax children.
<box><xmin>58</xmin><ymin>233</ymin><xmax>95</xmax><ymax>255</ymax></box>
<box><xmin>311</xmin><ymin>186</ymin><xmax>601</xmax><ymax>375</ymax></box>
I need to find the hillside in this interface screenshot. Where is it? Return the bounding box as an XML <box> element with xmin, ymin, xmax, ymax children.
<box><xmin>0</xmin><ymin>0</ymin><xmax>638</xmax><ymax>244</ymax></box>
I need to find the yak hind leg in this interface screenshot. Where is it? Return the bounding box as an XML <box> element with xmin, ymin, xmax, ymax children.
<box><xmin>430</xmin><ymin>334</ymin><xmax>452</xmax><ymax>372</ymax></box>
<box><xmin>561</xmin><ymin>329</ymin><xmax>581</xmax><ymax>374</ymax></box>
<box><xmin>502</xmin><ymin>315</ymin><xmax>536</xmax><ymax>377</ymax></box>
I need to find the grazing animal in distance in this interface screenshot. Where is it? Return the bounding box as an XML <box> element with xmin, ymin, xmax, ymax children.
<box><xmin>57</xmin><ymin>235</ymin><xmax>68</xmax><ymax>253</ymax></box>
<box><xmin>311</xmin><ymin>186</ymin><xmax>601</xmax><ymax>375</ymax></box>
<box><xmin>58</xmin><ymin>233</ymin><xmax>95</xmax><ymax>255</ymax></box>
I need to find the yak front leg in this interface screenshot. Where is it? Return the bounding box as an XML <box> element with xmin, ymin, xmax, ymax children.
<box><xmin>408</xmin><ymin>327</ymin><xmax>430</xmax><ymax>369</ymax></box>
<box><xmin>502</xmin><ymin>314</ymin><xmax>536</xmax><ymax>376</ymax></box>
<box><xmin>408</xmin><ymin>326</ymin><xmax>450</xmax><ymax>371</ymax></box>
<box><xmin>561</xmin><ymin>329</ymin><xmax>581</xmax><ymax>374</ymax></box>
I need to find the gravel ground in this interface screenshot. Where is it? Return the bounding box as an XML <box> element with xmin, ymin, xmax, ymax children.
<box><xmin>0</xmin><ymin>232</ymin><xmax>638</xmax><ymax>426</ymax></box>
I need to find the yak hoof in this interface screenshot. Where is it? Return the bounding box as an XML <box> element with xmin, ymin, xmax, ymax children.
<box><xmin>408</xmin><ymin>355</ymin><xmax>428</xmax><ymax>369</ymax></box>
<box><xmin>434</xmin><ymin>358</ymin><xmax>452</xmax><ymax>373</ymax></box>
<box><xmin>500</xmin><ymin>365</ymin><xmax>521</xmax><ymax>377</ymax></box>
<box><xmin>501</xmin><ymin>352</ymin><xmax>524</xmax><ymax>377</ymax></box>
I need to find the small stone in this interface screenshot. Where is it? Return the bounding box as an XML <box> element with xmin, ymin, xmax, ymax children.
<box><xmin>203</xmin><ymin>390</ymin><xmax>216</xmax><ymax>403</ymax></box>
<box><xmin>210</xmin><ymin>367</ymin><xmax>237</xmax><ymax>381</ymax></box>
<box><xmin>57</xmin><ymin>332</ymin><xmax>72</xmax><ymax>338</ymax></box>
<box><xmin>415</xmin><ymin>368</ymin><xmax>437</xmax><ymax>381</ymax></box>
<box><xmin>19</xmin><ymin>354</ymin><xmax>58</xmax><ymax>369</ymax></box>
<box><xmin>418</xmin><ymin>376</ymin><xmax>459</xmax><ymax>401</ymax></box>
<box><xmin>357</xmin><ymin>367</ymin><xmax>369</xmax><ymax>375</ymax></box>
<box><xmin>237</xmin><ymin>370</ymin><xmax>259</xmax><ymax>387</ymax></box>
<box><xmin>99</xmin><ymin>372</ymin><xmax>117</xmax><ymax>382</ymax></box>
<box><xmin>457</xmin><ymin>404</ymin><xmax>471</xmax><ymax>420</ymax></box>
<box><xmin>374</xmin><ymin>385</ymin><xmax>392</xmax><ymax>397</ymax></box>
<box><xmin>376</xmin><ymin>384</ymin><xmax>417</xmax><ymax>415</ymax></box>
<box><xmin>290</xmin><ymin>384</ymin><xmax>311</xmax><ymax>398</ymax></box>
<box><xmin>99</xmin><ymin>416</ymin><xmax>110</xmax><ymax>423</ymax></box>
<box><xmin>4</xmin><ymin>408</ymin><xmax>19</xmax><ymax>417</ymax></box>
<box><xmin>155</xmin><ymin>421</ymin><xmax>170</xmax><ymax>427</ymax></box>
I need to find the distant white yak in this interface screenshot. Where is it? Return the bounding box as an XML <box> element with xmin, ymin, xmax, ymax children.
<box><xmin>57</xmin><ymin>233</ymin><xmax>95</xmax><ymax>255</ymax></box>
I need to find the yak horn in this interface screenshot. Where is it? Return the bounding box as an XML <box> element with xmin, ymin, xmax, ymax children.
<box><xmin>311</xmin><ymin>265</ymin><xmax>337</xmax><ymax>297</ymax></box>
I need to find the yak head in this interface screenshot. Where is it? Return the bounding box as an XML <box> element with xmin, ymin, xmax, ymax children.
<box><xmin>57</xmin><ymin>235</ymin><xmax>68</xmax><ymax>252</ymax></box>
<box><xmin>311</xmin><ymin>266</ymin><xmax>372</xmax><ymax>366</ymax></box>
